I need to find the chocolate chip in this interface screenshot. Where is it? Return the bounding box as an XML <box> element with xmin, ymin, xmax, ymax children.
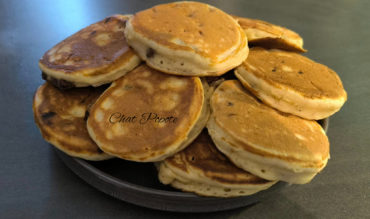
<box><xmin>124</xmin><ymin>85</ymin><xmax>133</xmax><ymax>90</ymax></box>
<box><xmin>146</xmin><ymin>48</ymin><xmax>155</xmax><ymax>58</ymax></box>
<box><xmin>298</xmin><ymin>70</ymin><xmax>303</xmax><ymax>74</ymax></box>
<box><xmin>96</xmin><ymin>147</ymin><xmax>104</xmax><ymax>153</ymax></box>
<box><xmin>228</xmin><ymin>113</ymin><xmax>236</xmax><ymax>117</ymax></box>
<box><xmin>187</xmin><ymin>13</ymin><xmax>194</xmax><ymax>17</ymax></box>
<box><xmin>42</xmin><ymin>111</ymin><xmax>56</xmax><ymax>120</ymax></box>
<box><xmin>80</xmin><ymin>95</ymin><xmax>90</xmax><ymax>104</ymax></box>
<box><xmin>227</xmin><ymin>102</ymin><xmax>234</xmax><ymax>106</ymax></box>
<box><xmin>104</xmin><ymin>17</ymin><xmax>111</xmax><ymax>23</ymax></box>
<box><xmin>53</xmin><ymin>78</ymin><xmax>75</xmax><ymax>90</ymax></box>
<box><xmin>272</xmin><ymin>67</ymin><xmax>276</xmax><ymax>72</ymax></box>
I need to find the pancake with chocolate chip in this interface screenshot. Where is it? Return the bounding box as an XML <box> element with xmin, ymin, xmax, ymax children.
<box><xmin>233</xmin><ymin>16</ymin><xmax>306</xmax><ymax>52</ymax></box>
<box><xmin>235</xmin><ymin>47</ymin><xmax>347</xmax><ymax>120</ymax></box>
<box><xmin>207</xmin><ymin>80</ymin><xmax>330</xmax><ymax>184</ymax></box>
<box><xmin>87</xmin><ymin>65</ymin><xmax>210</xmax><ymax>162</ymax></box>
<box><xmin>158</xmin><ymin>130</ymin><xmax>276</xmax><ymax>197</ymax></box>
<box><xmin>124</xmin><ymin>2</ymin><xmax>248</xmax><ymax>76</ymax></box>
<box><xmin>33</xmin><ymin>83</ymin><xmax>111</xmax><ymax>160</ymax></box>
<box><xmin>39</xmin><ymin>15</ymin><xmax>141</xmax><ymax>89</ymax></box>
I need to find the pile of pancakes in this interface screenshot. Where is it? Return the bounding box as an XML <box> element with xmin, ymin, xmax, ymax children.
<box><xmin>33</xmin><ymin>2</ymin><xmax>347</xmax><ymax>198</ymax></box>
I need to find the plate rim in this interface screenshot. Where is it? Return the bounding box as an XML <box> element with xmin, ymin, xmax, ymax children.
<box><xmin>55</xmin><ymin>118</ymin><xmax>329</xmax><ymax>212</ymax></box>
<box><xmin>56</xmin><ymin>149</ymin><xmax>289</xmax><ymax>212</ymax></box>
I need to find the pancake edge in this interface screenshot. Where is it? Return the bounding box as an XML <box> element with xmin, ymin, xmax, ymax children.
<box><xmin>158</xmin><ymin>160</ymin><xmax>276</xmax><ymax>197</ymax></box>
<box><xmin>207</xmin><ymin>116</ymin><xmax>328</xmax><ymax>184</ymax></box>
<box><xmin>235</xmin><ymin>66</ymin><xmax>347</xmax><ymax>120</ymax></box>
<box><xmin>39</xmin><ymin>54</ymin><xmax>141</xmax><ymax>87</ymax></box>
<box><xmin>232</xmin><ymin>15</ymin><xmax>306</xmax><ymax>52</ymax></box>
<box><xmin>124</xmin><ymin>15</ymin><xmax>249</xmax><ymax>76</ymax></box>
<box><xmin>33</xmin><ymin>84</ymin><xmax>112</xmax><ymax>161</ymax></box>
<box><xmin>87</xmin><ymin>78</ymin><xmax>210</xmax><ymax>162</ymax></box>
<box><xmin>247</xmin><ymin>37</ymin><xmax>306</xmax><ymax>53</ymax></box>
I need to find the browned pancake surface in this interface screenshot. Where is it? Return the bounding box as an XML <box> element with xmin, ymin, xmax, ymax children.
<box><xmin>87</xmin><ymin>65</ymin><xmax>203</xmax><ymax>161</ymax></box>
<box><xmin>241</xmin><ymin>47</ymin><xmax>346</xmax><ymax>99</ymax></box>
<box><xmin>33</xmin><ymin>83</ymin><xmax>105</xmax><ymax>156</ymax></box>
<box><xmin>40</xmin><ymin>15</ymin><xmax>136</xmax><ymax>75</ymax></box>
<box><xmin>131</xmin><ymin>2</ymin><xmax>241</xmax><ymax>62</ymax></box>
<box><xmin>211</xmin><ymin>80</ymin><xmax>329</xmax><ymax>167</ymax></box>
<box><xmin>166</xmin><ymin>130</ymin><xmax>270</xmax><ymax>185</ymax></box>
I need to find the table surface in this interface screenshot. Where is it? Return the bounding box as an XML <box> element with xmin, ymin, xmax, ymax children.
<box><xmin>0</xmin><ymin>0</ymin><xmax>369</xmax><ymax>218</ymax></box>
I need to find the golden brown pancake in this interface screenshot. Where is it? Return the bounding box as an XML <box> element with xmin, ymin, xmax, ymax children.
<box><xmin>33</xmin><ymin>83</ymin><xmax>111</xmax><ymax>160</ymax></box>
<box><xmin>87</xmin><ymin>64</ymin><xmax>210</xmax><ymax>162</ymax></box>
<box><xmin>207</xmin><ymin>80</ymin><xmax>330</xmax><ymax>184</ymax></box>
<box><xmin>39</xmin><ymin>15</ymin><xmax>141</xmax><ymax>88</ymax></box>
<box><xmin>235</xmin><ymin>47</ymin><xmax>347</xmax><ymax>120</ymax></box>
<box><xmin>233</xmin><ymin>15</ymin><xmax>306</xmax><ymax>52</ymax></box>
<box><xmin>124</xmin><ymin>2</ymin><xmax>248</xmax><ymax>76</ymax></box>
<box><xmin>158</xmin><ymin>130</ymin><xmax>276</xmax><ymax>197</ymax></box>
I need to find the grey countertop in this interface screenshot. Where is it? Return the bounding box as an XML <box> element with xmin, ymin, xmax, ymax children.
<box><xmin>0</xmin><ymin>0</ymin><xmax>369</xmax><ymax>218</ymax></box>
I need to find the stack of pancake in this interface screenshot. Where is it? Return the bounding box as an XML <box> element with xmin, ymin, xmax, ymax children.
<box><xmin>33</xmin><ymin>2</ymin><xmax>347</xmax><ymax>197</ymax></box>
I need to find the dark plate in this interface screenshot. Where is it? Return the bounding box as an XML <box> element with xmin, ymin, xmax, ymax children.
<box><xmin>56</xmin><ymin>118</ymin><xmax>329</xmax><ymax>213</ymax></box>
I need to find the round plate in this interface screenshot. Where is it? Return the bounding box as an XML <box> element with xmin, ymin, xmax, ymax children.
<box><xmin>56</xmin><ymin>118</ymin><xmax>329</xmax><ymax>212</ymax></box>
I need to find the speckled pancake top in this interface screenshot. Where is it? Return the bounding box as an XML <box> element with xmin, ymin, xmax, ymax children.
<box><xmin>39</xmin><ymin>15</ymin><xmax>136</xmax><ymax>76</ymax></box>
<box><xmin>165</xmin><ymin>130</ymin><xmax>270</xmax><ymax>185</ymax></box>
<box><xmin>130</xmin><ymin>2</ymin><xmax>243</xmax><ymax>62</ymax></box>
<box><xmin>87</xmin><ymin>65</ymin><xmax>204</xmax><ymax>161</ymax></box>
<box><xmin>233</xmin><ymin>16</ymin><xmax>305</xmax><ymax>52</ymax></box>
<box><xmin>33</xmin><ymin>83</ymin><xmax>105</xmax><ymax>155</ymax></box>
<box><xmin>211</xmin><ymin>80</ymin><xmax>329</xmax><ymax>166</ymax></box>
<box><xmin>240</xmin><ymin>47</ymin><xmax>346</xmax><ymax>99</ymax></box>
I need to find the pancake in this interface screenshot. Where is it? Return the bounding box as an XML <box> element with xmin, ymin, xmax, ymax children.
<box><xmin>87</xmin><ymin>65</ymin><xmax>210</xmax><ymax>162</ymax></box>
<box><xmin>124</xmin><ymin>2</ymin><xmax>248</xmax><ymax>76</ymax></box>
<box><xmin>39</xmin><ymin>15</ymin><xmax>141</xmax><ymax>88</ymax></box>
<box><xmin>233</xmin><ymin>16</ymin><xmax>306</xmax><ymax>52</ymax></box>
<box><xmin>207</xmin><ymin>80</ymin><xmax>330</xmax><ymax>184</ymax></box>
<box><xmin>33</xmin><ymin>83</ymin><xmax>111</xmax><ymax>161</ymax></box>
<box><xmin>158</xmin><ymin>130</ymin><xmax>276</xmax><ymax>197</ymax></box>
<box><xmin>235</xmin><ymin>47</ymin><xmax>347</xmax><ymax>120</ymax></box>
